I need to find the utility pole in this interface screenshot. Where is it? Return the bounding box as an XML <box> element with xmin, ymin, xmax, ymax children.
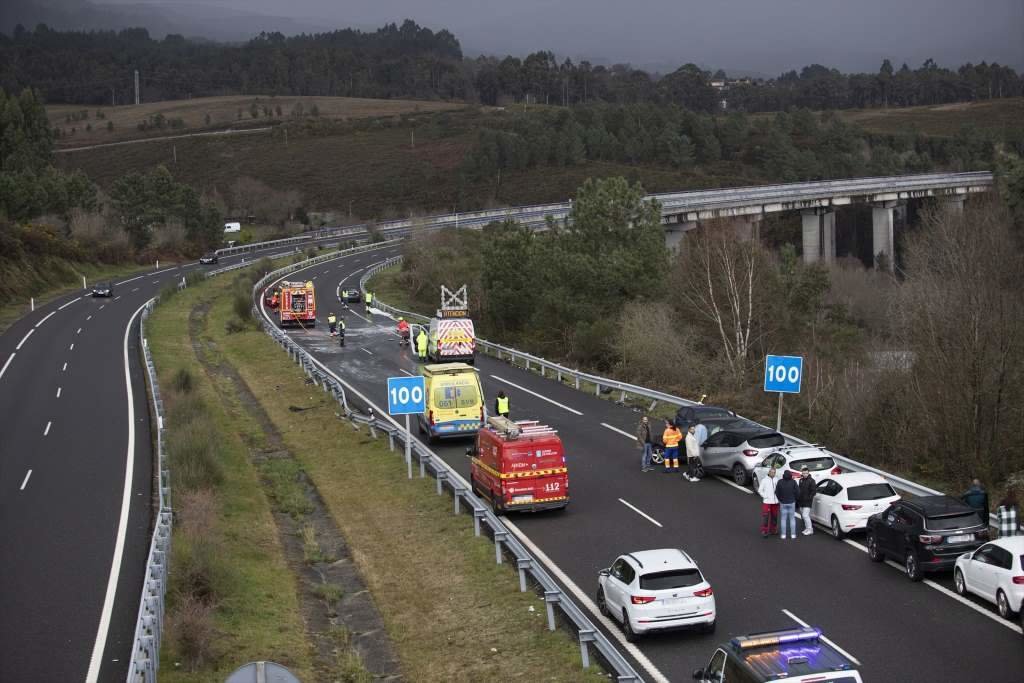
<box><xmin>134</xmin><ymin>70</ymin><xmax>140</xmax><ymax>105</ymax></box>
<box><xmin>410</xmin><ymin>128</ymin><xmax>415</xmax><ymax>149</ymax></box>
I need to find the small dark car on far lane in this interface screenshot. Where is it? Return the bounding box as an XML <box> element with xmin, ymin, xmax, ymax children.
<box><xmin>91</xmin><ymin>281</ymin><xmax>113</xmax><ymax>297</ymax></box>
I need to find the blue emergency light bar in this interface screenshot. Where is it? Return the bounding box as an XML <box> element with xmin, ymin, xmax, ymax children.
<box><xmin>731</xmin><ymin>627</ymin><xmax>821</xmax><ymax>650</ymax></box>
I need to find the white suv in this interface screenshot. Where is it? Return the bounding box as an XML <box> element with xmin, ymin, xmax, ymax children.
<box><xmin>954</xmin><ymin>537</ymin><xmax>1024</xmax><ymax>622</ymax></box>
<box><xmin>596</xmin><ymin>548</ymin><xmax>716</xmax><ymax>641</ymax></box>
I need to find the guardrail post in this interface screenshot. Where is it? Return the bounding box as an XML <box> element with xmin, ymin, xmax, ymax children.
<box><xmin>419</xmin><ymin>450</ymin><xmax>426</xmax><ymax>478</ymax></box>
<box><xmin>649</xmin><ymin>400</ymin><xmax>658</xmax><ymax>413</ymax></box>
<box><xmin>543</xmin><ymin>591</ymin><xmax>560</xmax><ymax>631</ymax></box>
<box><xmin>494</xmin><ymin>530</ymin><xmax>508</xmax><ymax>564</ymax></box>
<box><xmin>473</xmin><ymin>508</ymin><xmax>485</xmax><ymax>536</ymax></box>
<box><xmin>594</xmin><ymin>382</ymin><xmax>601</xmax><ymax>397</ymax></box>
<box><xmin>575</xmin><ymin>375</ymin><xmax>580</xmax><ymax>390</ymax></box>
<box><xmin>516</xmin><ymin>558</ymin><xmax>532</xmax><ymax>592</ymax></box>
<box><xmin>453</xmin><ymin>487</ymin><xmax>465</xmax><ymax>514</ymax></box>
<box><xmin>578</xmin><ymin>629</ymin><xmax>596</xmax><ymax>669</ymax></box>
<box><xmin>436</xmin><ymin>470</ymin><xmax>447</xmax><ymax>495</ymax></box>
<box><xmin>619</xmin><ymin>390</ymin><xmax>626</xmax><ymax>403</ymax></box>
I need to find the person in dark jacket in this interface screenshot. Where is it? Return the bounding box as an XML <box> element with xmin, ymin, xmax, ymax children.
<box><xmin>775</xmin><ymin>470</ymin><xmax>800</xmax><ymax>539</ymax></box>
<box><xmin>961</xmin><ymin>479</ymin><xmax>990</xmax><ymax>526</ymax></box>
<box><xmin>797</xmin><ymin>466</ymin><xmax>816</xmax><ymax>536</ymax></box>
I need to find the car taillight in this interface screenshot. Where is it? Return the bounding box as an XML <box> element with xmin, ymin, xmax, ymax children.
<box><xmin>918</xmin><ymin>534</ymin><xmax>943</xmax><ymax>544</ymax></box>
<box><xmin>693</xmin><ymin>587</ymin><xmax>713</xmax><ymax>597</ymax></box>
<box><xmin>1012</xmin><ymin>576</ymin><xmax>1024</xmax><ymax>585</ymax></box>
<box><xmin>831</xmin><ymin>466</ymin><xmax>842</xmax><ymax>474</ymax></box>
<box><xmin>631</xmin><ymin>596</ymin><xmax>656</xmax><ymax>605</ymax></box>
<box><xmin>841</xmin><ymin>504</ymin><xmax>862</xmax><ymax>511</ymax></box>
<box><xmin>428</xmin><ymin>410</ymin><xmax>435</xmax><ymax>426</ymax></box>
<box><xmin>743</xmin><ymin>449</ymin><xmax>758</xmax><ymax>457</ymax></box>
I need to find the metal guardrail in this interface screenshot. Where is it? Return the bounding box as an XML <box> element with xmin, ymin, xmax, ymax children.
<box><xmin>246</xmin><ymin>248</ymin><xmax>644</xmax><ymax>682</ymax></box>
<box><xmin>127</xmin><ymin>300</ymin><xmax>173</xmax><ymax>682</ymax></box>
<box><xmin>361</xmin><ymin>256</ymin><xmax>952</xmax><ymax>502</ymax></box>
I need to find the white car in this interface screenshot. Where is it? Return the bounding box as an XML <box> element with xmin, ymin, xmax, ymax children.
<box><xmin>751</xmin><ymin>446</ymin><xmax>841</xmax><ymax>492</ymax></box>
<box><xmin>596</xmin><ymin>548</ymin><xmax>715</xmax><ymax>641</ymax></box>
<box><xmin>954</xmin><ymin>537</ymin><xmax>1024</xmax><ymax>622</ymax></box>
<box><xmin>810</xmin><ymin>472</ymin><xmax>900</xmax><ymax>538</ymax></box>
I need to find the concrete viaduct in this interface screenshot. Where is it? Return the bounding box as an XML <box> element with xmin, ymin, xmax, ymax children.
<box><xmin>655</xmin><ymin>171</ymin><xmax>994</xmax><ymax>268</ymax></box>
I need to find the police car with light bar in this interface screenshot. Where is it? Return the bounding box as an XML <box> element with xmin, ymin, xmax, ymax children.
<box><xmin>693</xmin><ymin>627</ymin><xmax>862</xmax><ymax>682</ymax></box>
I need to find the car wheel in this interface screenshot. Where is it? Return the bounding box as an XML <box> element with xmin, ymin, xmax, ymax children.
<box><xmin>622</xmin><ymin>610</ymin><xmax>638</xmax><ymax>642</ymax></box>
<box><xmin>867</xmin><ymin>532</ymin><xmax>884</xmax><ymax>562</ymax></box>
<box><xmin>596</xmin><ymin>588</ymin><xmax>609</xmax><ymax>617</ymax></box>
<box><xmin>954</xmin><ymin>568</ymin><xmax>967</xmax><ymax>596</ymax></box>
<box><xmin>905</xmin><ymin>551</ymin><xmax>922</xmax><ymax>582</ymax></box>
<box><xmin>997</xmin><ymin>590</ymin><xmax>1013</xmax><ymax>619</ymax></box>
<box><xmin>701</xmin><ymin>619</ymin><xmax>716</xmax><ymax>634</ymax></box>
<box><xmin>830</xmin><ymin>515</ymin><xmax>845</xmax><ymax>540</ymax></box>
<box><xmin>732</xmin><ymin>464</ymin><xmax>748</xmax><ymax>486</ymax></box>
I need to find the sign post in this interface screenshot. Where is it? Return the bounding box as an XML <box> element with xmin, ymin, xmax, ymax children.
<box><xmin>387</xmin><ymin>375</ymin><xmax>426</xmax><ymax>479</ymax></box>
<box><xmin>763</xmin><ymin>355</ymin><xmax>803</xmax><ymax>432</ymax></box>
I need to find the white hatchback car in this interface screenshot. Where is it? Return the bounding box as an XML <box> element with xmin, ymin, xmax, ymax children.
<box><xmin>810</xmin><ymin>472</ymin><xmax>901</xmax><ymax>538</ymax></box>
<box><xmin>596</xmin><ymin>548</ymin><xmax>716</xmax><ymax>641</ymax></box>
<box><xmin>954</xmin><ymin>537</ymin><xmax>1024</xmax><ymax>621</ymax></box>
<box><xmin>751</xmin><ymin>446</ymin><xmax>841</xmax><ymax>492</ymax></box>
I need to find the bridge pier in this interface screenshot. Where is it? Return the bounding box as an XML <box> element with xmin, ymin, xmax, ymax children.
<box><xmin>729</xmin><ymin>214</ymin><xmax>762</xmax><ymax>242</ymax></box>
<box><xmin>664</xmin><ymin>220</ymin><xmax>698</xmax><ymax>250</ymax></box>
<box><xmin>871</xmin><ymin>201</ymin><xmax>897</xmax><ymax>271</ymax></box>
<box><xmin>801</xmin><ymin>209</ymin><xmax>835</xmax><ymax>264</ymax></box>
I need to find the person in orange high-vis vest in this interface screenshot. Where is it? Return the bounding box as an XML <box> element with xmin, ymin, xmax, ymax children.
<box><xmin>662</xmin><ymin>420</ymin><xmax>683</xmax><ymax>473</ymax></box>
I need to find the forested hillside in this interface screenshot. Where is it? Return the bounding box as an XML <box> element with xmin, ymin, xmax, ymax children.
<box><xmin>1</xmin><ymin>21</ymin><xmax>1020</xmax><ymax>112</ymax></box>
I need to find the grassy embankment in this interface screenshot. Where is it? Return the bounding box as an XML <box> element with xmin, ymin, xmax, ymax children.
<box><xmin>837</xmin><ymin>97</ymin><xmax>1024</xmax><ymax>137</ymax></box>
<box><xmin>0</xmin><ymin>258</ymin><xmax>162</xmax><ymax>334</ymax></box>
<box><xmin>149</xmin><ymin>263</ymin><xmax>606</xmax><ymax>682</ymax></box>
<box><xmin>49</xmin><ymin>95</ymin><xmax>463</xmax><ymax>148</ymax></box>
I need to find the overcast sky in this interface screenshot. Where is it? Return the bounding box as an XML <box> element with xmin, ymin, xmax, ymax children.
<box><xmin>105</xmin><ymin>0</ymin><xmax>1024</xmax><ymax>74</ymax></box>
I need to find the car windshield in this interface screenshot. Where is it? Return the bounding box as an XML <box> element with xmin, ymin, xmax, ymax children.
<box><xmin>847</xmin><ymin>483</ymin><xmax>897</xmax><ymax>500</ymax></box>
<box><xmin>926</xmin><ymin>512</ymin><xmax>982</xmax><ymax>530</ymax></box>
<box><xmin>748</xmin><ymin>433</ymin><xmax>785</xmax><ymax>448</ymax></box>
<box><xmin>695</xmin><ymin>407</ymin><xmax>732</xmax><ymax>418</ymax></box>
<box><xmin>96</xmin><ymin>283</ymin><xmax>110</xmax><ymax>288</ymax></box>
<box><xmin>639</xmin><ymin>568</ymin><xmax>703</xmax><ymax>590</ymax></box>
<box><xmin>791</xmin><ymin>456</ymin><xmax>834</xmax><ymax>471</ymax></box>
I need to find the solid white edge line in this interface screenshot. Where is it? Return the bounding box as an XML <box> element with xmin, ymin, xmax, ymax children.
<box><xmin>35</xmin><ymin>310</ymin><xmax>57</xmax><ymax>328</ymax></box>
<box><xmin>490</xmin><ymin>375</ymin><xmax>584</xmax><ymax>415</ymax></box>
<box><xmin>601</xmin><ymin>422</ymin><xmax>636</xmax><ymax>439</ymax></box>
<box><xmin>501</xmin><ymin>517</ymin><xmax>671</xmax><ymax>683</ymax></box>
<box><xmin>844</xmin><ymin>539</ymin><xmax>1023</xmax><ymax>634</ymax></box>
<box><xmin>58</xmin><ymin>296</ymin><xmax>81</xmax><ymax>310</ymax></box>
<box><xmin>0</xmin><ymin>353</ymin><xmax>14</xmax><ymax>381</ymax></box>
<box><xmin>400</xmin><ymin>368</ymin><xmax>414</xmax><ymax>376</ymax></box>
<box><xmin>20</xmin><ymin>469</ymin><xmax>32</xmax><ymax>490</ymax></box>
<box><xmin>114</xmin><ymin>275</ymin><xmax>144</xmax><ymax>286</ymax></box>
<box><xmin>618</xmin><ymin>498</ymin><xmax>664</xmax><ymax>527</ymax></box>
<box><xmin>86</xmin><ymin>300</ymin><xmax>148</xmax><ymax>682</ymax></box>
<box><xmin>782</xmin><ymin>608</ymin><xmax>862</xmax><ymax>666</ymax></box>
<box><xmin>714</xmin><ymin>475</ymin><xmax>754</xmax><ymax>494</ymax></box>
<box><xmin>16</xmin><ymin>328</ymin><xmax>34</xmax><ymax>350</ymax></box>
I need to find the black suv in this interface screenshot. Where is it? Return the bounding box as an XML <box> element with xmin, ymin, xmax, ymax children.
<box><xmin>866</xmin><ymin>495</ymin><xmax>988</xmax><ymax>581</ymax></box>
<box><xmin>674</xmin><ymin>404</ymin><xmax>737</xmax><ymax>430</ymax></box>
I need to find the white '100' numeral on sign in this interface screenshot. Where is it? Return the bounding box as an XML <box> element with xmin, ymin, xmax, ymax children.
<box><xmin>768</xmin><ymin>365</ymin><xmax>800</xmax><ymax>384</ymax></box>
<box><xmin>391</xmin><ymin>385</ymin><xmax>424</xmax><ymax>406</ymax></box>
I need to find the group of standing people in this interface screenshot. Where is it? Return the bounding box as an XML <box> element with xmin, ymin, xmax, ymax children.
<box><xmin>634</xmin><ymin>416</ymin><xmax>704</xmax><ymax>482</ymax></box>
<box><xmin>758</xmin><ymin>467</ymin><xmax>817</xmax><ymax>538</ymax></box>
<box><xmin>961</xmin><ymin>479</ymin><xmax>1021</xmax><ymax>537</ymax></box>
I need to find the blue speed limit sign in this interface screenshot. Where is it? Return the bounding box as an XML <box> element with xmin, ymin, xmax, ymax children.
<box><xmin>387</xmin><ymin>375</ymin><xmax>426</xmax><ymax>415</ymax></box>
<box><xmin>764</xmin><ymin>355</ymin><xmax>803</xmax><ymax>394</ymax></box>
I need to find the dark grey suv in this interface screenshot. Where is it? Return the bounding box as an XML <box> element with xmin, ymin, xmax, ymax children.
<box><xmin>701</xmin><ymin>422</ymin><xmax>786</xmax><ymax>485</ymax></box>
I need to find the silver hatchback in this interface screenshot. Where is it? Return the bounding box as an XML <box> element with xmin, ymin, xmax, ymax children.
<box><xmin>700</xmin><ymin>423</ymin><xmax>785</xmax><ymax>485</ymax></box>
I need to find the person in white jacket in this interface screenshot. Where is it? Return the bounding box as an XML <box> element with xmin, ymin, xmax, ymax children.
<box><xmin>684</xmin><ymin>425</ymin><xmax>701</xmax><ymax>482</ymax></box>
<box><xmin>758</xmin><ymin>468</ymin><xmax>780</xmax><ymax>537</ymax></box>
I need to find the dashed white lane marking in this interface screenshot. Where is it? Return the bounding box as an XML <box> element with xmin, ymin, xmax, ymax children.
<box><xmin>0</xmin><ymin>353</ymin><xmax>14</xmax><ymax>380</ymax></box>
<box><xmin>399</xmin><ymin>368</ymin><xmax>414</xmax><ymax>376</ymax></box>
<box><xmin>601</xmin><ymin>422</ymin><xmax>636</xmax><ymax>439</ymax></box>
<box><xmin>618</xmin><ymin>498</ymin><xmax>663</xmax><ymax>527</ymax></box>
<box><xmin>99</xmin><ymin>305</ymin><xmax>105</xmax><ymax>310</ymax></box>
<box><xmin>86</xmin><ymin>315</ymin><xmax>92</xmax><ymax>321</ymax></box>
<box><xmin>86</xmin><ymin>300</ymin><xmax>148</xmax><ymax>682</ymax></box>
<box><xmin>43</xmin><ymin>421</ymin><xmax>52</xmax><ymax>436</ymax></box>
<box><xmin>131</xmin><ymin>287</ymin><xmax>139</xmax><ymax>293</ymax></box>
<box><xmin>56</xmin><ymin>387</ymin><xmax>62</xmax><ymax>398</ymax></box>
<box><xmin>782</xmin><ymin>608</ymin><xmax>862</xmax><ymax>665</ymax></box>
<box><xmin>490</xmin><ymin>375</ymin><xmax>584</xmax><ymax>415</ymax></box>
<box><xmin>152</xmin><ymin>266</ymin><xmax>178</xmax><ymax>275</ymax></box>
<box><xmin>35</xmin><ymin>311</ymin><xmax>57</xmax><ymax>328</ymax></box>
<box><xmin>715</xmin><ymin>475</ymin><xmax>754</xmax><ymax>494</ymax></box>
<box><xmin>360</xmin><ymin>347</ymin><xmax>374</xmax><ymax>355</ymax></box>
<box><xmin>58</xmin><ymin>297</ymin><xmax>81</xmax><ymax>310</ymax></box>
<box><xmin>842</xmin><ymin>540</ymin><xmax>1023</xmax><ymax>633</ymax></box>
<box><xmin>69</xmin><ymin>343</ymin><xmax>74</xmax><ymax>351</ymax></box>
<box><xmin>501</xmin><ymin>518</ymin><xmax>671</xmax><ymax>683</ymax></box>
<box><xmin>115</xmin><ymin>275</ymin><xmax>144</xmax><ymax>286</ymax></box>
<box><xmin>62</xmin><ymin>362</ymin><xmax>68</xmax><ymax>372</ymax></box>
<box><xmin>20</xmin><ymin>470</ymin><xmax>32</xmax><ymax>491</ymax></box>
<box><xmin>16</xmin><ymin>329</ymin><xmax>34</xmax><ymax>350</ymax></box>
<box><xmin>77</xmin><ymin>328</ymin><xmax>83</xmax><ymax>334</ymax></box>
<box><xmin>114</xmin><ymin>296</ymin><xmax>121</xmax><ymax>301</ymax></box>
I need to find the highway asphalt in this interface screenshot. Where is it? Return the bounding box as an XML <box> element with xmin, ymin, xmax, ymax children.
<box><xmin>264</xmin><ymin>247</ymin><xmax>1024</xmax><ymax>683</ymax></box>
<box><xmin>0</xmin><ymin>241</ymin><xmax>338</xmax><ymax>682</ymax></box>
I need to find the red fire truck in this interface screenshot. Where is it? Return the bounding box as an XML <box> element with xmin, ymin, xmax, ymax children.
<box><xmin>278</xmin><ymin>280</ymin><xmax>316</xmax><ymax>328</ymax></box>
<box><xmin>468</xmin><ymin>417</ymin><xmax>569</xmax><ymax>513</ymax></box>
